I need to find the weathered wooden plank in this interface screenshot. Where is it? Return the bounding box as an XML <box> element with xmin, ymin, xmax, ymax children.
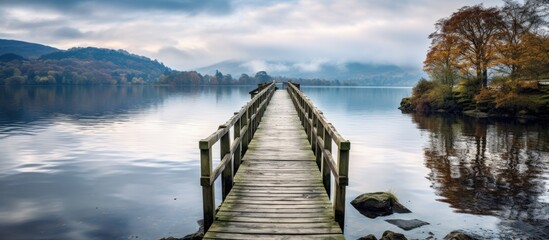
<box><xmin>229</xmin><ymin>187</ymin><xmax>325</xmax><ymax>191</ymax></box>
<box><xmin>236</xmin><ymin>171</ymin><xmax>321</xmax><ymax>176</ymax></box>
<box><xmin>224</xmin><ymin>197</ymin><xmax>327</xmax><ymax>202</ymax></box>
<box><xmin>215</xmin><ymin>216</ymin><xmax>335</xmax><ymax>223</ymax></box>
<box><xmin>233</xmin><ymin>184</ymin><xmax>324</xmax><ymax>188</ymax></box>
<box><xmin>225</xmin><ymin>194</ymin><xmax>327</xmax><ymax>199</ymax></box>
<box><xmin>235</xmin><ymin>174</ymin><xmax>322</xmax><ymax>179</ymax></box>
<box><xmin>243</xmin><ymin>154</ymin><xmax>315</xmax><ymax>161</ymax></box>
<box><xmin>229</xmin><ymin>188</ymin><xmax>326</xmax><ymax>193</ymax></box>
<box><xmin>238</xmin><ymin>164</ymin><xmax>317</xmax><ymax>170</ymax></box>
<box><xmin>240</xmin><ymin>162</ymin><xmax>317</xmax><ymax>167</ymax></box>
<box><xmin>219</xmin><ymin>203</ymin><xmax>331</xmax><ymax>209</ymax></box>
<box><xmin>207</xmin><ymin>225</ymin><xmax>342</xmax><ymax>235</ymax></box>
<box><xmin>215</xmin><ymin>212</ymin><xmax>334</xmax><ymax>218</ymax></box>
<box><xmin>210</xmin><ymin>221</ymin><xmax>340</xmax><ymax>229</ymax></box>
<box><xmin>226</xmin><ymin>194</ymin><xmax>327</xmax><ymax>199</ymax></box>
<box><xmin>230</xmin><ymin>185</ymin><xmax>325</xmax><ymax>190</ymax></box>
<box><xmin>234</xmin><ymin>177</ymin><xmax>322</xmax><ymax>182</ymax></box>
<box><xmin>235</xmin><ymin>171</ymin><xmax>321</xmax><ymax>176</ymax></box>
<box><xmin>223</xmin><ymin>200</ymin><xmax>328</xmax><ymax>205</ymax></box>
<box><xmin>218</xmin><ymin>206</ymin><xmax>331</xmax><ymax>213</ymax></box>
<box><xmin>226</xmin><ymin>193</ymin><xmax>325</xmax><ymax>198</ymax></box>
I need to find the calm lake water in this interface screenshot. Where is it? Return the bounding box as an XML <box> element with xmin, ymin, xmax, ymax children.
<box><xmin>0</xmin><ymin>85</ymin><xmax>548</xmax><ymax>239</ymax></box>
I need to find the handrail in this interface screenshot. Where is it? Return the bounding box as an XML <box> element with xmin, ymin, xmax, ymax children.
<box><xmin>287</xmin><ymin>82</ymin><xmax>350</xmax><ymax>231</ymax></box>
<box><xmin>199</xmin><ymin>82</ymin><xmax>276</xmax><ymax>231</ymax></box>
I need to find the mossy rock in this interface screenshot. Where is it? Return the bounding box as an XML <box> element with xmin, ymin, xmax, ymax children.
<box><xmin>381</xmin><ymin>230</ymin><xmax>408</xmax><ymax>240</ymax></box>
<box><xmin>351</xmin><ymin>192</ymin><xmax>411</xmax><ymax>218</ymax></box>
<box><xmin>443</xmin><ymin>231</ymin><xmax>477</xmax><ymax>240</ymax></box>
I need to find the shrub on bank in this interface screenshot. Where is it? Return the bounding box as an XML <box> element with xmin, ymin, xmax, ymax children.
<box><xmin>402</xmin><ymin>76</ymin><xmax>549</xmax><ymax>118</ymax></box>
<box><xmin>402</xmin><ymin>78</ymin><xmax>458</xmax><ymax>113</ymax></box>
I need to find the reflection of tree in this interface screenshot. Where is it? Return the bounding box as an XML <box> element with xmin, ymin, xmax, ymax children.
<box><xmin>411</xmin><ymin>114</ymin><xmax>549</xmax><ymax>235</ymax></box>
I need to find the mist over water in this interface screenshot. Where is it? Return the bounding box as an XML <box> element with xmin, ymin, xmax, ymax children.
<box><xmin>0</xmin><ymin>85</ymin><xmax>547</xmax><ymax>239</ymax></box>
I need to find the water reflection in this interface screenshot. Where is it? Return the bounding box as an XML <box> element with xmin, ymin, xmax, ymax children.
<box><xmin>412</xmin><ymin>114</ymin><xmax>549</xmax><ymax>238</ymax></box>
<box><xmin>302</xmin><ymin>86</ymin><xmax>412</xmax><ymax>113</ymax></box>
<box><xmin>0</xmin><ymin>85</ymin><xmax>252</xmax><ymax>240</ymax></box>
<box><xmin>0</xmin><ymin>85</ymin><xmax>251</xmax><ymax>125</ymax></box>
<box><xmin>2</xmin><ymin>85</ymin><xmax>548</xmax><ymax>239</ymax></box>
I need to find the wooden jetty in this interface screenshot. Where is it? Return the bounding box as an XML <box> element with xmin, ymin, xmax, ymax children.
<box><xmin>199</xmin><ymin>82</ymin><xmax>350</xmax><ymax>239</ymax></box>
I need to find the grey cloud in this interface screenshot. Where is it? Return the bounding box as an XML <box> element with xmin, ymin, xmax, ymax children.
<box><xmin>1</xmin><ymin>17</ymin><xmax>66</xmax><ymax>31</ymax></box>
<box><xmin>232</xmin><ymin>0</ymin><xmax>297</xmax><ymax>8</ymax></box>
<box><xmin>0</xmin><ymin>0</ymin><xmax>233</xmax><ymax>15</ymax></box>
<box><xmin>157</xmin><ymin>46</ymin><xmax>191</xmax><ymax>58</ymax></box>
<box><xmin>0</xmin><ymin>0</ymin><xmax>508</xmax><ymax>71</ymax></box>
<box><xmin>150</xmin><ymin>46</ymin><xmax>194</xmax><ymax>68</ymax></box>
<box><xmin>54</xmin><ymin>27</ymin><xmax>85</xmax><ymax>39</ymax></box>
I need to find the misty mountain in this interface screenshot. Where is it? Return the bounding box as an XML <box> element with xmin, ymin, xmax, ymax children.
<box><xmin>41</xmin><ymin>47</ymin><xmax>171</xmax><ymax>75</ymax></box>
<box><xmin>0</xmin><ymin>39</ymin><xmax>59</xmax><ymax>59</ymax></box>
<box><xmin>196</xmin><ymin>60</ymin><xmax>423</xmax><ymax>86</ymax></box>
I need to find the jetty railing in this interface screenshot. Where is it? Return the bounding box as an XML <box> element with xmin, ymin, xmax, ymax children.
<box><xmin>199</xmin><ymin>82</ymin><xmax>276</xmax><ymax>231</ymax></box>
<box><xmin>287</xmin><ymin>82</ymin><xmax>350</xmax><ymax>231</ymax></box>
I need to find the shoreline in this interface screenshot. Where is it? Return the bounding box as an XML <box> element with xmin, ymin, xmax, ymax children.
<box><xmin>399</xmin><ymin>105</ymin><xmax>549</xmax><ymax>121</ymax></box>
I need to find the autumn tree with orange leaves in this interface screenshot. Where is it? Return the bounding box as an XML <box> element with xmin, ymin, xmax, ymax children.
<box><xmin>404</xmin><ymin>1</ymin><xmax>549</xmax><ymax>116</ymax></box>
<box><xmin>425</xmin><ymin>5</ymin><xmax>504</xmax><ymax>89</ymax></box>
<box><xmin>497</xmin><ymin>0</ymin><xmax>546</xmax><ymax>79</ymax></box>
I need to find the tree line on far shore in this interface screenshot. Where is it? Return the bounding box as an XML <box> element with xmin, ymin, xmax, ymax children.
<box><xmin>159</xmin><ymin>70</ymin><xmax>355</xmax><ymax>86</ymax></box>
<box><xmin>0</xmin><ymin>47</ymin><xmax>351</xmax><ymax>86</ymax></box>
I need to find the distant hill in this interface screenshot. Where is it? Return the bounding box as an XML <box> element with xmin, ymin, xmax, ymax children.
<box><xmin>1</xmin><ymin>46</ymin><xmax>172</xmax><ymax>85</ymax></box>
<box><xmin>0</xmin><ymin>39</ymin><xmax>59</xmax><ymax>59</ymax></box>
<box><xmin>197</xmin><ymin>60</ymin><xmax>423</xmax><ymax>86</ymax></box>
<box><xmin>41</xmin><ymin>47</ymin><xmax>171</xmax><ymax>78</ymax></box>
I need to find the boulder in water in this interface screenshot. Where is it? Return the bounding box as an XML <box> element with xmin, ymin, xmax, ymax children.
<box><xmin>351</xmin><ymin>192</ymin><xmax>411</xmax><ymax>218</ymax></box>
<box><xmin>385</xmin><ymin>219</ymin><xmax>429</xmax><ymax>231</ymax></box>
<box><xmin>381</xmin><ymin>230</ymin><xmax>408</xmax><ymax>240</ymax></box>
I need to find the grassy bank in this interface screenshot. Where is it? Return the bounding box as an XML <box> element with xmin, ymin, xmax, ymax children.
<box><xmin>400</xmin><ymin>78</ymin><xmax>549</xmax><ymax>119</ymax></box>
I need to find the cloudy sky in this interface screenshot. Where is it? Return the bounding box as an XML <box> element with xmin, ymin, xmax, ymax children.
<box><xmin>0</xmin><ymin>0</ymin><xmax>503</xmax><ymax>71</ymax></box>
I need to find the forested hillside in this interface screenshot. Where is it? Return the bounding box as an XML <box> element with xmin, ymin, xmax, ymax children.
<box><xmin>0</xmin><ymin>47</ymin><xmax>171</xmax><ymax>85</ymax></box>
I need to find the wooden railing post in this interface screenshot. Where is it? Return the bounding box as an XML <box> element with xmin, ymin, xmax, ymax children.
<box><xmin>308</xmin><ymin>103</ymin><xmax>314</xmax><ymax>147</ymax></box>
<box><xmin>305</xmin><ymin>104</ymin><xmax>311</xmax><ymax>141</ymax></box>
<box><xmin>314</xmin><ymin>115</ymin><xmax>322</xmax><ymax>169</ymax></box>
<box><xmin>199</xmin><ymin>141</ymin><xmax>215</xmax><ymax>232</ymax></box>
<box><xmin>322</xmin><ymin>126</ymin><xmax>332</xmax><ymax>197</ymax></box>
<box><xmin>220</xmin><ymin>126</ymin><xmax>233</xmax><ymax>201</ymax></box>
<box><xmin>247</xmin><ymin>105</ymin><xmax>253</xmax><ymax>146</ymax></box>
<box><xmin>335</xmin><ymin>140</ymin><xmax>350</xmax><ymax>231</ymax></box>
<box><xmin>234</xmin><ymin>113</ymin><xmax>242</xmax><ymax>173</ymax></box>
<box><xmin>242</xmin><ymin>110</ymin><xmax>249</xmax><ymax>154</ymax></box>
<box><xmin>299</xmin><ymin>95</ymin><xmax>305</xmax><ymax>123</ymax></box>
<box><xmin>252</xmin><ymin>101</ymin><xmax>257</xmax><ymax>136</ymax></box>
<box><xmin>255</xmin><ymin>100</ymin><xmax>259</xmax><ymax>132</ymax></box>
<box><xmin>311</xmin><ymin>114</ymin><xmax>317</xmax><ymax>154</ymax></box>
